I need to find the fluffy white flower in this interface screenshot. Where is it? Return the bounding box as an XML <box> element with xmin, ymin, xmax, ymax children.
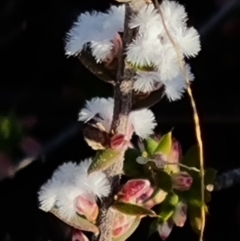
<box><xmin>155</xmin><ymin>43</ymin><xmax>179</xmax><ymax>82</ymax></box>
<box><xmin>65</xmin><ymin>5</ymin><xmax>125</xmax><ymax>62</ymax></box>
<box><xmin>75</xmin><ymin>159</ymin><xmax>111</xmax><ymax>198</ymax></box>
<box><xmin>164</xmin><ymin>64</ymin><xmax>194</xmax><ymax>101</ymax></box>
<box><xmin>79</xmin><ymin>97</ymin><xmax>156</xmax><ymax>139</ymax></box>
<box><xmin>52</xmin><ymin>162</ymin><xmax>77</xmax><ymax>184</ymax></box>
<box><xmin>129</xmin><ymin>4</ymin><xmax>161</xmax><ymax>35</ymax></box>
<box><xmin>126</xmin><ymin>0</ymin><xmax>200</xmax><ymax>83</ymax></box>
<box><xmin>134</xmin><ymin>71</ymin><xmax>163</xmax><ymax>93</ymax></box>
<box><xmin>129</xmin><ymin>109</ymin><xmax>157</xmax><ymax>139</ymax></box>
<box><xmin>38</xmin><ymin>178</ymin><xmax>62</xmax><ymax>212</ymax></box>
<box><xmin>79</xmin><ymin>97</ymin><xmax>114</xmax><ymax>132</ymax></box>
<box><xmin>38</xmin><ymin>159</ymin><xmax>110</xmax><ymax>220</ymax></box>
<box><xmin>175</xmin><ymin>27</ymin><xmax>201</xmax><ymax>58</ymax></box>
<box><xmin>57</xmin><ymin>185</ymin><xmax>84</xmax><ymax>221</ymax></box>
<box><xmin>126</xmin><ymin>33</ymin><xmax>161</xmax><ymax>67</ymax></box>
<box><xmin>160</xmin><ymin>0</ymin><xmax>188</xmax><ymax>31</ymax></box>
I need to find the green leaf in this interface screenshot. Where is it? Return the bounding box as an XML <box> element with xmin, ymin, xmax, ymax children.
<box><xmin>204</xmin><ymin>168</ymin><xmax>217</xmax><ymax>186</ymax></box>
<box><xmin>143</xmin><ymin>189</ymin><xmax>168</xmax><ymax>207</ymax></box>
<box><xmin>79</xmin><ymin>48</ymin><xmax>116</xmax><ymax>85</ymax></box>
<box><xmin>49</xmin><ymin>208</ymin><xmax>99</xmax><ymax>233</ymax></box>
<box><xmin>144</xmin><ymin>138</ymin><xmax>159</xmax><ymax>155</ymax></box>
<box><xmin>154</xmin><ymin>132</ymin><xmax>172</xmax><ymax>156</ymax></box>
<box><xmin>158</xmin><ymin>193</ymin><xmax>179</xmax><ymax>222</ymax></box>
<box><xmin>88</xmin><ymin>149</ymin><xmax>122</xmax><ymax>174</ymax></box>
<box><xmin>148</xmin><ymin>218</ymin><xmax>158</xmax><ymax>237</ymax></box>
<box><xmin>112</xmin><ymin>202</ymin><xmax>156</xmax><ymax>217</ymax></box>
<box><xmin>181</xmin><ymin>145</ymin><xmax>199</xmax><ymax>169</ymax></box>
<box><xmin>113</xmin><ymin>218</ymin><xmax>141</xmax><ymax>241</ymax></box>
<box><xmin>154</xmin><ymin>170</ymin><xmax>172</xmax><ymax>192</ymax></box>
<box><xmin>123</xmin><ymin>149</ymin><xmax>145</xmax><ymax>177</ymax></box>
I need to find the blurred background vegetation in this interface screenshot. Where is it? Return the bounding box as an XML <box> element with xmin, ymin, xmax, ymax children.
<box><xmin>0</xmin><ymin>0</ymin><xmax>240</xmax><ymax>240</ymax></box>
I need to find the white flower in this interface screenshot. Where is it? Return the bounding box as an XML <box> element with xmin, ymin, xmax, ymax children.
<box><xmin>38</xmin><ymin>159</ymin><xmax>110</xmax><ymax>220</ymax></box>
<box><xmin>79</xmin><ymin>97</ymin><xmax>157</xmax><ymax>139</ymax></box>
<box><xmin>164</xmin><ymin>64</ymin><xmax>194</xmax><ymax>101</ymax></box>
<box><xmin>129</xmin><ymin>109</ymin><xmax>156</xmax><ymax>139</ymax></box>
<box><xmin>134</xmin><ymin>71</ymin><xmax>163</xmax><ymax>93</ymax></box>
<box><xmin>126</xmin><ymin>0</ymin><xmax>200</xmax><ymax>91</ymax></box>
<box><xmin>160</xmin><ymin>0</ymin><xmax>188</xmax><ymax>31</ymax></box>
<box><xmin>38</xmin><ymin>178</ymin><xmax>62</xmax><ymax>212</ymax></box>
<box><xmin>65</xmin><ymin>5</ymin><xmax>125</xmax><ymax>62</ymax></box>
<box><xmin>79</xmin><ymin>97</ymin><xmax>114</xmax><ymax>132</ymax></box>
<box><xmin>155</xmin><ymin>43</ymin><xmax>179</xmax><ymax>82</ymax></box>
<box><xmin>175</xmin><ymin>26</ymin><xmax>201</xmax><ymax>58</ymax></box>
<box><xmin>129</xmin><ymin>4</ymin><xmax>161</xmax><ymax>35</ymax></box>
<box><xmin>75</xmin><ymin>158</ymin><xmax>111</xmax><ymax>198</ymax></box>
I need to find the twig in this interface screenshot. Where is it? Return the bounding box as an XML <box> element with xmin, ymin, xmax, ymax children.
<box><xmin>92</xmin><ymin>1</ymin><xmax>147</xmax><ymax>241</ymax></box>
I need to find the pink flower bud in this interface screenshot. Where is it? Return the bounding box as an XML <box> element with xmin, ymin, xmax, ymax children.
<box><xmin>110</xmin><ymin>134</ymin><xmax>126</xmax><ymax>150</ymax></box>
<box><xmin>172</xmin><ymin>172</ymin><xmax>193</xmax><ymax>191</ymax></box>
<box><xmin>158</xmin><ymin>221</ymin><xmax>173</xmax><ymax>240</ymax></box>
<box><xmin>75</xmin><ymin>195</ymin><xmax>99</xmax><ymax>222</ymax></box>
<box><xmin>118</xmin><ymin>179</ymin><xmax>151</xmax><ymax>203</ymax></box>
<box><xmin>72</xmin><ymin>229</ymin><xmax>89</xmax><ymax>241</ymax></box>
<box><xmin>112</xmin><ymin>211</ymin><xmax>136</xmax><ymax>239</ymax></box>
<box><xmin>136</xmin><ymin>186</ymin><xmax>154</xmax><ymax>204</ymax></box>
<box><xmin>172</xmin><ymin>202</ymin><xmax>187</xmax><ymax>227</ymax></box>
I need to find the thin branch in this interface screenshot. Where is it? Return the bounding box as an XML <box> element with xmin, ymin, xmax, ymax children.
<box><xmin>93</xmin><ymin>1</ymin><xmax>147</xmax><ymax>241</ymax></box>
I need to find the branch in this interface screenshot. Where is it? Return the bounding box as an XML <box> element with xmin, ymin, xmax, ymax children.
<box><xmin>93</xmin><ymin>1</ymin><xmax>147</xmax><ymax>241</ymax></box>
<box><xmin>214</xmin><ymin>168</ymin><xmax>240</xmax><ymax>191</ymax></box>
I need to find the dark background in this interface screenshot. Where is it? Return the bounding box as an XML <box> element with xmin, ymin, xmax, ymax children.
<box><xmin>0</xmin><ymin>0</ymin><xmax>240</xmax><ymax>240</ymax></box>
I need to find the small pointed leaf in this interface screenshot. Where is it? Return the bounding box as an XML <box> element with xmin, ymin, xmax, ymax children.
<box><xmin>113</xmin><ymin>218</ymin><xmax>141</xmax><ymax>241</ymax></box>
<box><xmin>154</xmin><ymin>170</ymin><xmax>172</xmax><ymax>192</ymax></box>
<box><xmin>144</xmin><ymin>138</ymin><xmax>159</xmax><ymax>155</ymax></box>
<box><xmin>49</xmin><ymin>208</ymin><xmax>99</xmax><ymax>233</ymax></box>
<box><xmin>158</xmin><ymin>193</ymin><xmax>179</xmax><ymax>222</ymax></box>
<box><xmin>154</xmin><ymin>132</ymin><xmax>172</xmax><ymax>156</ymax></box>
<box><xmin>88</xmin><ymin>149</ymin><xmax>122</xmax><ymax>174</ymax></box>
<box><xmin>112</xmin><ymin>202</ymin><xmax>156</xmax><ymax>217</ymax></box>
<box><xmin>181</xmin><ymin>145</ymin><xmax>199</xmax><ymax>169</ymax></box>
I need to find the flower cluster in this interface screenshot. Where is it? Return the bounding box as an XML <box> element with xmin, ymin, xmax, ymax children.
<box><xmin>37</xmin><ymin>1</ymin><xmax>211</xmax><ymax>241</ymax></box>
<box><xmin>38</xmin><ymin>159</ymin><xmax>110</xmax><ymax>222</ymax></box>
<box><xmin>65</xmin><ymin>1</ymin><xmax>200</xmax><ymax>101</ymax></box>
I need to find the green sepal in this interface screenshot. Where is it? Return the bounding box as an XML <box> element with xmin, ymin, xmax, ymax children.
<box><xmin>154</xmin><ymin>132</ymin><xmax>172</xmax><ymax>156</ymax></box>
<box><xmin>144</xmin><ymin>138</ymin><xmax>159</xmax><ymax>156</ymax></box>
<box><xmin>88</xmin><ymin>149</ymin><xmax>122</xmax><ymax>174</ymax></box>
<box><xmin>49</xmin><ymin>207</ymin><xmax>99</xmax><ymax>233</ymax></box>
<box><xmin>112</xmin><ymin>202</ymin><xmax>156</xmax><ymax>217</ymax></box>
<box><xmin>158</xmin><ymin>193</ymin><xmax>179</xmax><ymax>222</ymax></box>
